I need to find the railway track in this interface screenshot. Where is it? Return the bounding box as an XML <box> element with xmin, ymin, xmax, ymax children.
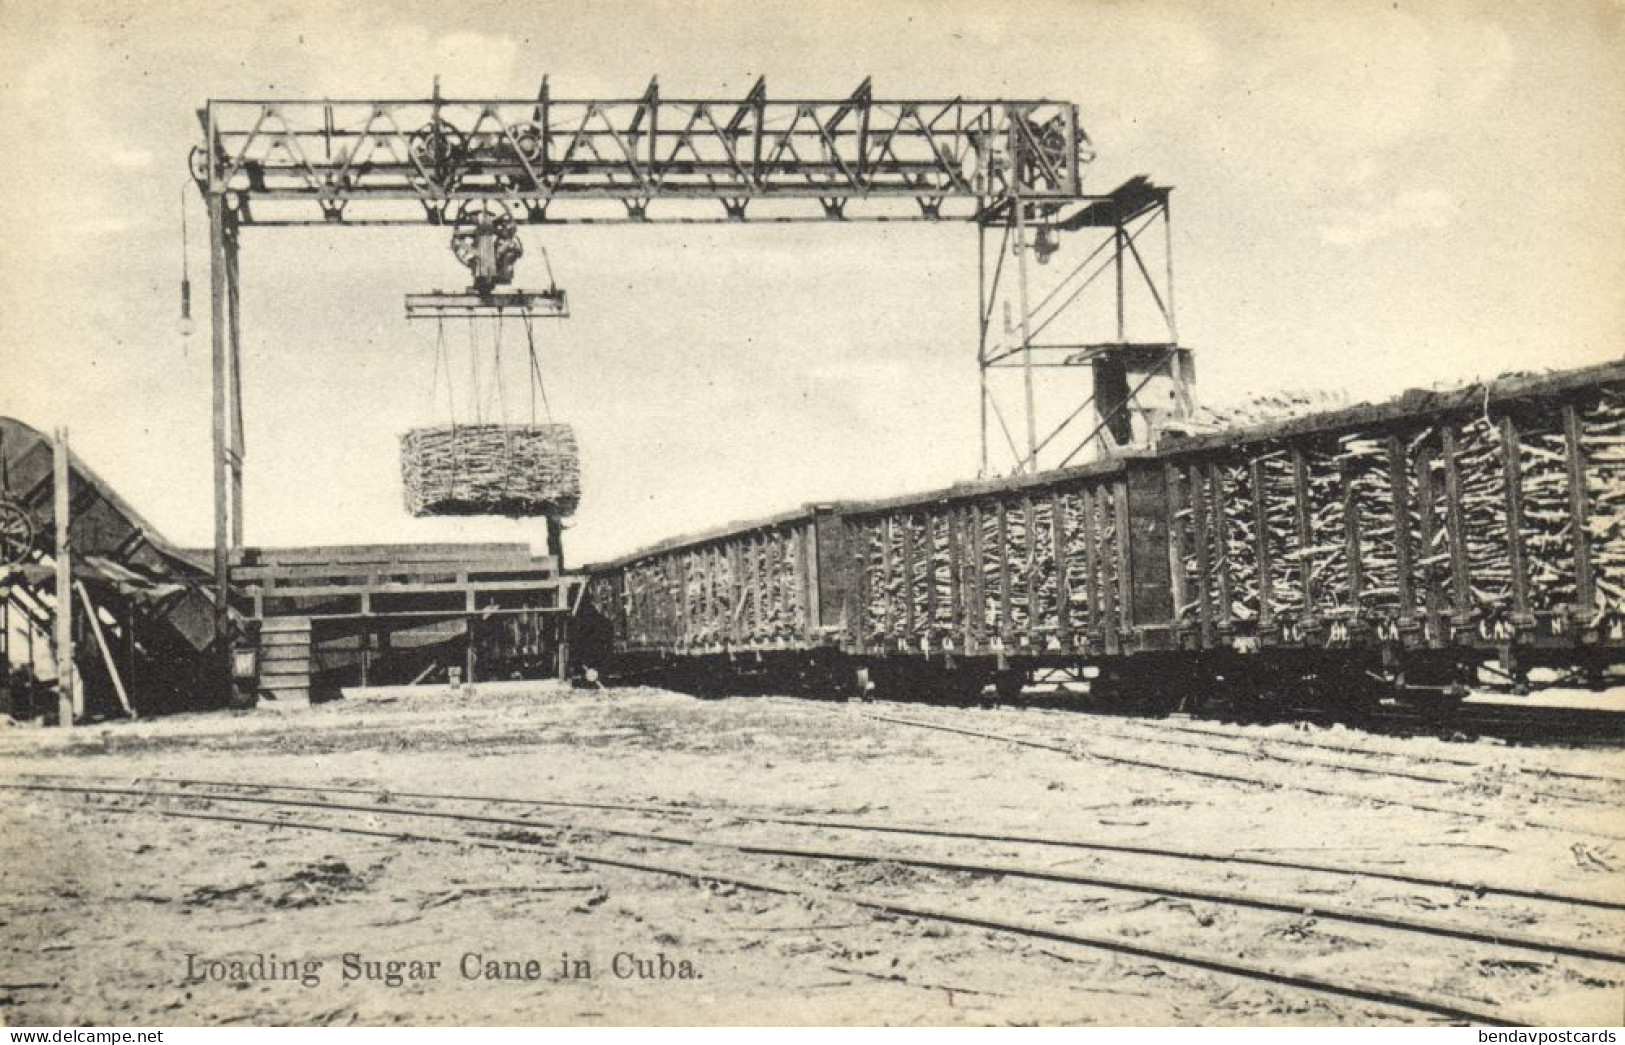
<box><xmin>16</xmin><ymin>770</ymin><xmax>1625</xmax><ymax>911</ymax></box>
<box><xmin>858</xmin><ymin>708</ymin><xmax>1625</xmax><ymax>841</ymax></box>
<box><xmin>1103</xmin><ymin>715</ymin><xmax>1625</xmax><ymax>787</ymax></box>
<box><xmin>7</xmin><ymin>774</ymin><xmax>1623</xmax><ymax>1025</ymax></box>
<box><xmin>1118</xmin><ymin>685</ymin><xmax>1625</xmax><ymax>750</ymax></box>
<box><xmin>942</xmin><ymin>707</ymin><xmax>1624</xmax><ymax>806</ymax></box>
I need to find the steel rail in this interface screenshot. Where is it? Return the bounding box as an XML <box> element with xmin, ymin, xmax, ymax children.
<box><xmin>859</xmin><ymin>711</ymin><xmax>1625</xmax><ymax>841</ymax></box>
<box><xmin>66</xmin><ymin>794</ymin><xmax>1526</xmax><ymax>1025</ymax></box>
<box><xmin>17</xmin><ymin>770</ymin><xmax>1625</xmax><ymax>912</ymax></box>
<box><xmin>7</xmin><ymin>780</ymin><xmax>1623</xmax><ymax>965</ymax></box>
<box><xmin>964</xmin><ymin>713</ymin><xmax>1609</xmax><ymax>804</ymax></box>
<box><xmin>1116</xmin><ymin>715</ymin><xmax>1625</xmax><ymax>786</ymax></box>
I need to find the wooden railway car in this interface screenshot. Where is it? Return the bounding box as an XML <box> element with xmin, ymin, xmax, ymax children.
<box><xmin>581</xmin><ymin>360</ymin><xmax>1625</xmax><ymax>709</ymax></box>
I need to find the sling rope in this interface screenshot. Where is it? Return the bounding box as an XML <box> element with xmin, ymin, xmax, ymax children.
<box><xmin>420</xmin><ymin>301</ymin><xmax>562</xmax><ymax>507</ymax></box>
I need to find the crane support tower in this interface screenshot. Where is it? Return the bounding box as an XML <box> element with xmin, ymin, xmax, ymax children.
<box><xmin>191</xmin><ymin>78</ymin><xmax>1189</xmax><ymax>692</ymax></box>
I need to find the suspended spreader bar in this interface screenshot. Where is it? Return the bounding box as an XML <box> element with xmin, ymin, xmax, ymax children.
<box><xmin>404</xmin><ymin>289</ymin><xmax>569</xmax><ymax>321</ymax></box>
<box><xmin>193</xmin><ymin>78</ymin><xmax>1092</xmax><ymax>225</ymax></box>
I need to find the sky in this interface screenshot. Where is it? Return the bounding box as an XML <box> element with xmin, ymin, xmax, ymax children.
<box><xmin>0</xmin><ymin>0</ymin><xmax>1621</xmax><ymax>564</ymax></box>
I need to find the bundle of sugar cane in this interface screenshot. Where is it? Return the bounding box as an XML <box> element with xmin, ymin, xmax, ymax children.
<box><xmin>1058</xmin><ymin>490</ymin><xmax>1095</xmax><ymax>622</ymax></box>
<box><xmin>1002</xmin><ymin>505</ymin><xmax>1034</xmax><ymax>631</ymax></box>
<box><xmin>1056</xmin><ymin>487</ymin><xmax>1120</xmax><ymax>630</ymax></box>
<box><xmin>758</xmin><ymin>533</ymin><xmax>805</xmax><ymax>641</ymax></box>
<box><xmin>898</xmin><ymin>514</ymin><xmax>933</xmax><ymax>638</ymax></box>
<box><xmin>1218</xmin><ymin>461</ymin><xmax>1262</xmax><ymax>621</ymax></box>
<box><xmin>1583</xmin><ymin>388</ymin><xmax>1625</xmax><ymax>612</ymax></box>
<box><xmin>1447</xmin><ymin>412</ymin><xmax>1515</xmax><ymax>608</ymax></box>
<box><xmin>1340</xmin><ymin>432</ymin><xmax>1410</xmax><ymax>615</ymax></box>
<box><xmin>1257</xmin><ymin>452</ymin><xmax>1307</xmax><ymax>615</ymax></box>
<box><xmin>680</xmin><ymin>551</ymin><xmax>711</xmax><ymax>641</ymax></box>
<box><xmin>1030</xmin><ymin>498</ymin><xmax>1063</xmax><ymax>633</ymax></box>
<box><xmin>712</xmin><ymin>551</ymin><xmax>737</xmax><ymax>640</ymax></box>
<box><xmin>921</xmin><ymin>513</ymin><xmax>960</xmax><ymax>641</ymax></box>
<box><xmin>1518</xmin><ymin>405</ymin><xmax>1579</xmax><ymax>611</ymax></box>
<box><xmin>1163</xmin><ymin>389</ymin><xmax>1353</xmax><ymax>439</ymax></box>
<box><xmin>400</xmin><ymin>423</ymin><xmax>581</xmax><ymax>518</ymax></box>
<box><xmin>863</xmin><ymin>520</ymin><xmax>891</xmax><ymax>643</ymax></box>
<box><xmin>1302</xmin><ymin>447</ymin><xmax>1353</xmax><ymax>610</ymax></box>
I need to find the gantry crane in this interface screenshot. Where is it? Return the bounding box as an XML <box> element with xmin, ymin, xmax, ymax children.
<box><xmin>190</xmin><ymin>77</ymin><xmax>1188</xmax><ymax>686</ymax></box>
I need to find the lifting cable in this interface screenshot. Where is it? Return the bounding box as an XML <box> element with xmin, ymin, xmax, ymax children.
<box><xmin>467</xmin><ymin>315</ymin><xmax>482</xmax><ymax>425</ymax></box>
<box><xmin>537</xmin><ymin>243</ymin><xmax>560</xmax><ymax>295</ymax></box>
<box><xmin>421</xmin><ymin>292</ymin><xmax>560</xmax><ymax>498</ymax></box>
<box><xmin>492</xmin><ymin>313</ymin><xmax>514</xmax><ymax>502</ymax></box>
<box><xmin>522</xmin><ymin>312</ymin><xmax>553</xmax><ymax>426</ymax></box>
<box><xmin>491</xmin><ymin>311</ymin><xmax>509</xmax><ymax>426</ymax></box>
<box><xmin>428</xmin><ymin>315</ymin><xmax>459</xmax><ymax>429</ymax></box>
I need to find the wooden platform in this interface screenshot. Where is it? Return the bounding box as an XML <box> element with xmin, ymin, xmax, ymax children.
<box><xmin>232</xmin><ymin>543</ymin><xmax>580</xmax><ymax>622</ymax></box>
<box><xmin>232</xmin><ymin>543</ymin><xmax>585</xmax><ymax>705</ymax></box>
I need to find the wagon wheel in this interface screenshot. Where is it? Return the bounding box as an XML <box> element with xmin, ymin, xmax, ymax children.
<box><xmin>0</xmin><ymin>498</ymin><xmax>35</xmax><ymax>567</ymax></box>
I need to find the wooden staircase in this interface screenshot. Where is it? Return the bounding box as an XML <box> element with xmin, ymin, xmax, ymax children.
<box><xmin>257</xmin><ymin>616</ymin><xmax>312</xmax><ymax>708</ymax></box>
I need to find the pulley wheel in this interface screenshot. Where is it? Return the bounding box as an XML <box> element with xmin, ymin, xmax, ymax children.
<box><xmin>0</xmin><ymin>498</ymin><xmax>35</xmax><ymax>568</ymax></box>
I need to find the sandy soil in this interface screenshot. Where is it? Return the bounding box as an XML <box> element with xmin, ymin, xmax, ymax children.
<box><xmin>0</xmin><ymin>684</ymin><xmax>1621</xmax><ymax>1026</ymax></box>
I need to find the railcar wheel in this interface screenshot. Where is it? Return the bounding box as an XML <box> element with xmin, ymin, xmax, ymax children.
<box><xmin>992</xmin><ymin>669</ymin><xmax>1026</xmax><ymax>704</ymax></box>
<box><xmin>935</xmin><ymin>665</ymin><xmax>992</xmax><ymax>706</ymax></box>
<box><xmin>1090</xmin><ymin>658</ymin><xmax>1192</xmax><ymax>716</ymax></box>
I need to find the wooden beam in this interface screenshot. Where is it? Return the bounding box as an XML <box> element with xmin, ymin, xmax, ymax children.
<box><xmin>1414</xmin><ymin>441</ymin><xmax>1445</xmax><ymax>645</ymax></box>
<box><xmin>208</xmin><ymin>193</ymin><xmax>231</xmax><ymax>676</ymax></box>
<box><xmin>75</xmin><ymin>581</ymin><xmax>133</xmax><ymax>716</ymax></box>
<box><xmin>1500</xmin><ymin>414</ymin><xmax>1531</xmax><ymax>620</ymax></box>
<box><xmin>729</xmin><ymin>543</ymin><xmax>744</xmax><ymax>646</ymax></box>
<box><xmin>1388</xmin><ymin>434</ymin><xmax>1414</xmax><ymax>624</ymax></box>
<box><xmin>1291</xmin><ymin>446</ymin><xmax>1314</xmax><ymax>612</ymax></box>
<box><xmin>852</xmin><ymin>523</ymin><xmax>872</xmax><ymax>655</ymax></box>
<box><xmin>922</xmin><ymin>513</ymin><xmax>940</xmax><ymax>643</ymax></box>
<box><xmin>53</xmin><ymin>427</ymin><xmax>76</xmax><ymax>726</ymax></box>
<box><xmin>1050</xmin><ymin>489</ymin><xmax>1071</xmax><ymax>646</ymax></box>
<box><xmin>1165</xmin><ymin>466</ymin><xmax>1187</xmax><ymax>629</ymax></box>
<box><xmin>946</xmin><ymin>506</ymin><xmax>964</xmax><ymax>646</ymax></box>
<box><xmin>1207</xmin><ymin>463</ymin><xmax>1231</xmax><ymax>628</ymax></box>
<box><xmin>1022</xmin><ymin>496</ymin><xmax>1038</xmax><ymax>644</ymax></box>
<box><xmin>793</xmin><ymin>528</ymin><xmax>812</xmax><ymax>639</ymax></box>
<box><xmin>1099</xmin><ymin>486</ymin><xmax>1120</xmax><ymax>652</ymax></box>
<box><xmin>899</xmin><ymin>513</ymin><xmax>917</xmax><ymax>643</ymax></box>
<box><xmin>226</xmin><ymin>224</ymin><xmax>244</xmax><ymax>550</ymax></box>
<box><xmin>1082</xmin><ymin>486</ymin><xmax>1100</xmax><ymax>638</ymax></box>
<box><xmin>1189</xmin><ymin>464</ymin><xmax>1212</xmax><ymax>645</ymax></box>
<box><xmin>1250</xmin><ymin>457</ymin><xmax>1272</xmax><ymax>627</ymax></box>
<box><xmin>1564</xmin><ymin>403</ymin><xmax>1595</xmax><ymax>616</ymax></box>
<box><xmin>1341</xmin><ymin>461</ymin><xmax>1363</xmax><ymax>607</ymax></box>
<box><xmin>968</xmin><ymin>504</ymin><xmax>986</xmax><ymax>653</ymax></box>
<box><xmin>236</xmin><ymin>542</ymin><xmax>537</xmax><ymax>566</ymax></box>
<box><xmin>878</xmin><ymin>518</ymin><xmax>895</xmax><ymax>643</ymax></box>
<box><xmin>1114</xmin><ymin>479</ymin><xmax>1133</xmax><ymax>636</ymax></box>
<box><xmin>996</xmin><ymin>501</ymin><xmax>1013</xmax><ymax>643</ymax></box>
<box><xmin>1440</xmin><ymin>426</ymin><xmax>1471</xmax><ymax>623</ymax></box>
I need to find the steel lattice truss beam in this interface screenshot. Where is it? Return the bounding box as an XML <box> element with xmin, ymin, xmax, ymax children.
<box><xmin>193</xmin><ymin>78</ymin><xmax>1092</xmax><ymax>225</ymax></box>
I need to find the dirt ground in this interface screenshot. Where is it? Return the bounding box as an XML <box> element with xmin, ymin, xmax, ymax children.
<box><xmin>0</xmin><ymin>683</ymin><xmax>1621</xmax><ymax>1026</ymax></box>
